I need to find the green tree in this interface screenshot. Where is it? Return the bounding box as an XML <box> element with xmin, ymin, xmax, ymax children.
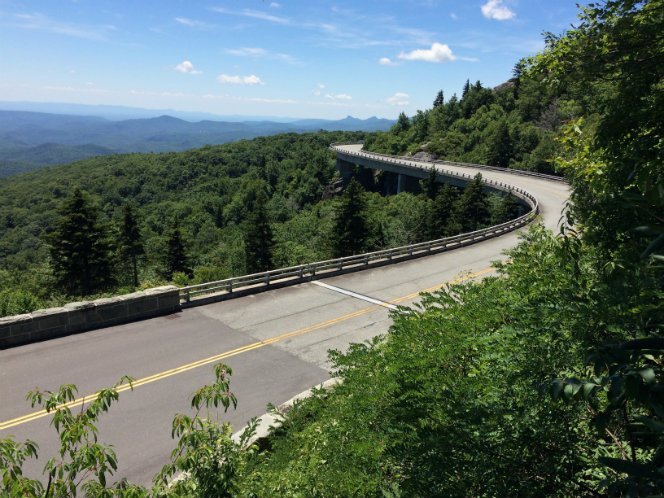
<box><xmin>165</xmin><ymin>225</ymin><xmax>191</xmax><ymax>279</ymax></box>
<box><xmin>486</xmin><ymin>121</ymin><xmax>513</xmax><ymax>167</ymax></box>
<box><xmin>244</xmin><ymin>190</ymin><xmax>274</xmax><ymax>273</ymax></box>
<box><xmin>455</xmin><ymin>174</ymin><xmax>490</xmax><ymax>232</ymax></box>
<box><xmin>392</xmin><ymin>112</ymin><xmax>411</xmax><ymax>134</ymax></box>
<box><xmin>420</xmin><ymin>166</ymin><xmax>439</xmax><ymax>200</ymax></box>
<box><xmin>117</xmin><ymin>203</ymin><xmax>144</xmax><ymax>288</ymax></box>
<box><xmin>332</xmin><ymin>178</ymin><xmax>368</xmax><ymax>257</ymax></box>
<box><xmin>427</xmin><ymin>185</ymin><xmax>458</xmax><ymax>239</ymax></box>
<box><xmin>492</xmin><ymin>191</ymin><xmax>522</xmax><ymax>224</ymax></box>
<box><xmin>48</xmin><ymin>188</ymin><xmax>115</xmax><ymax>296</ymax></box>
<box><xmin>433</xmin><ymin>90</ymin><xmax>444</xmax><ymax>108</ymax></box>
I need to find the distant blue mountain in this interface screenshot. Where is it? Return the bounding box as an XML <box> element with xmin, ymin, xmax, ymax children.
<box><xmin>0</xmin><ymin>109</ymin><xmax>394</xmax><ymax>177</ymax></box>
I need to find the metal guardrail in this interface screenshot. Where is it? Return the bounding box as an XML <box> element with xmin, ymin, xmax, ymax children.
<box><xmin>179</xmin><ymin>144</ymin><xmax>542</xmax><ymax>304</ymax></box>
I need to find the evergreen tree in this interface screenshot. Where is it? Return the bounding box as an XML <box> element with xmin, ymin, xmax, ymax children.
<box><xmin>486</xmin><ymin>121</ymin><xmax>513</xmax><ymax>167</ymax></box>
<box><xmin>165</xmin><ymin>226</ymin><xmax>191</xmax><ymax>279</ymax></box>
<box><xmin>420</xmin><ymin>167</ymin><xmax>439</xmax><ymax>200</ymax></box>
<box><xmin>332</xmin><ymin>178</ymin><xmax>368</xmax><ymax>257</ymax></box>
<box><xmin>393</xmin><ymin>112</ymin><xmax>411</xmax><ymax>134</ymax></box>
<box><xmin>492</xmin><ymin>191</ymin><xmax>522</xmax><ymax>224</ymax></box>
<box><xmin>462</xmin><ymin>79</ymin><xmax>471</xmax><ymax>98</ymax></box>
<box><xmin>455</xmin><ymin>174</ymin><xmax>490</xmax><ymax>232</ymax></box>
<box><xmin>117</xmin><ymin>203</ymin><xmax>144</xmax><ymax>288</ymax></box>
<box><xmin>433</xmin><ymin>90</ymin><xmax>444</xmax><ymax>108</ymax></box>
<box><xmin>49</xmin><ymin>188</ymin><xmax>115</xmax><ymax>296</ymax></box>
<box><xmin>244</xmin><ymin>190</ymin><xmax>274</xmax><ymax>273</ymax></box>
<box><xmin>427</xmin><ymin>185</ymin><xmax>458</xmax><ymax>239</ymax></box>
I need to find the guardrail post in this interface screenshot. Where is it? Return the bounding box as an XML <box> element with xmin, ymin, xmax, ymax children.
<box><xmin>227</xmin><ymin>282</ymin><xmax>233</xmax><ymax>293</ymax></box>
<box><xmin>266</xmin><ymin>274</ymin><xmax>270</xmax><ymax>285</ymax></box>
<box><xmin>364</xmin><ymin>255</ymin><xmax>369</xmax><ymax>265</ymax></box>
<box><xmin>184</xmin><ymin>288</ymin><xmax>190</xmax><ymax>303</ymax></box>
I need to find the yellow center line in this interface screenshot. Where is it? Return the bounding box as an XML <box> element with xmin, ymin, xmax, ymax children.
<box><xmin>0</xmin><ymin>266</ymin><xmax>496</xmax><ymax>432</ymax></box>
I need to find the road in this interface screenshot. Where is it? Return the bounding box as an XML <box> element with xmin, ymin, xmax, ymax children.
<box><xmin>0</xmin><ymin>145</ymin><xmax>569</xmax><ymax>486</ymax></box>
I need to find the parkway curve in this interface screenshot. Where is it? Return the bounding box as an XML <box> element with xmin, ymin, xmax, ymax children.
<box><xmin>0</xmin><ymin>143</ymin><xmax>570</xmax><ymax>485</ymax></box>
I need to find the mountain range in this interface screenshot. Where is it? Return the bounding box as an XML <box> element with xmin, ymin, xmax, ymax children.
<box><xmin>0</xmin><ymin>108</ymin><xmax>394</xmax><ymax>177</ymax></box>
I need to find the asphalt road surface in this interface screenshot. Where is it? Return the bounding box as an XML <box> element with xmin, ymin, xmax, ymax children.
<box><xmin>0</xmin><ymin>147</ymin><xmax>569</xmax><ymax>486</ymax></box>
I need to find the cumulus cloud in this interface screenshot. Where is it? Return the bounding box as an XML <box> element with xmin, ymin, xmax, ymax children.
<box><xmin>217</xmin><ymin>74</ymin><xmax>265</xmax><ymax>85</ymax></box>
<box><xmin>379</xmin><ymin>57</ymin><xmax>397</xmax><ymax>66</ymax></box>
<box><xmin>325</xmin><ymin>93</ymin><xmax>352</xmax><ymax>101</ymax></box>
<box><xmin>481</xmin><ymin>0</ymin><xmax>515</xmax><ymax>20</ymax></box>
<box><xmin>174</xmin><ymin>60</ymin><xmax>201</xmax><ymax>74</ymax></box>
<box><xmin>398</xmin><ymin>42</ymin><xmax>455</xmax><ymax>63</ymax></box>
<box><xmin>386</xmin><ymin>92</ymin><xmax>410</xmax><ymax>106</ymax></box>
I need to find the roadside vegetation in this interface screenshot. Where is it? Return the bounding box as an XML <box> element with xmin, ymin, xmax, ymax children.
<box><xmin>1</xmin><ymin>0</ymin><xmax>662</xmax><ymax>496</ymax></box>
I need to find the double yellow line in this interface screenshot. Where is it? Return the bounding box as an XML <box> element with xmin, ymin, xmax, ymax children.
<box><xmin>0</xmin><ymin>267</ymin><xmax>494</xmax><ymax>432</ymax></box>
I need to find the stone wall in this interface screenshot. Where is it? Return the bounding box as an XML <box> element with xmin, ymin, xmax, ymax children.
<box><xmin>0</xmin><ymin>286</ymin><xmax>181</xmax><ymax>349</ymax></box>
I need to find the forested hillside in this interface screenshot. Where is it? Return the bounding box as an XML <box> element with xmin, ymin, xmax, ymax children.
<box><xmin>0</xmin><ymin>129</ymin><xmax>518</xmax><ymax>316</ymax></box>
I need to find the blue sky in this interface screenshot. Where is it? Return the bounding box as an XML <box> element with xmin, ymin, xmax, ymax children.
<box><xmin>0</xmin><ymin>0</ymin><xmax>583</xmax><ymax>119</ymax></box>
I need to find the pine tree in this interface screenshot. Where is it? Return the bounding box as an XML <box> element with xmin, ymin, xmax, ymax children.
<box><xmin>165</xmin><ymin>226</ymin><xmax>191</xmax><ymax>279</ymax></box>
<box><xmin>492</xmin><ymin>191</ymin><xmax>522</xmax><ymax>224</ymax></box>
<box><xmin>427</xmin><ymin>185</ymin><xmax>458</xmax><ymax>239</ymax></box>
<box><xmin>117</xmin><ymin>203</ymin><xmax>144</xmax><ymax>288</ymax></box>
<box><xmin>332</xmin><ymin>178</ymin><xmax>368</xmax><ymax>257</ymax></box>
<box><xmin>456</xmin><ymin>174</ymin><xmax>490</xmax><ymax>232</ymax></box>
<box><xmin>244</xmin><ymin>190</ymin><xmax>274</xmax><ymax>273</ymax></box>
<box><xmin>462</xmin><ymin>79</ymin><xmax>471</xmax><ymax>98</ymax></box>
<box><xmin>487</xmin><ymin>121</ymin><xmax>513</xmax><ymax>168</ymax></box>
<box><xmin>433</xmin><ymin>90</ymin><xmax>444</xmax><ymax>108</ymax></box>
<box><xmin>421</xmin><ymin>167</ymin><xmax>439</xmax><ymax>200</ymax></box>
<box><xmin>393</xmin><ymin>112</ymin><xmax>411</xmax><ymax>134</ymax></box>
<box><xmin>49</xmin><ymin>188</ymin><xmax>115</xmax><ymax>296</ymax></box>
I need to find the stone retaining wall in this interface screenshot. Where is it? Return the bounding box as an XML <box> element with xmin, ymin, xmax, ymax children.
<box><xmin>0</xmin><ymin>286</ymin><xmax>181</xmax><ymax>349</ymax></box>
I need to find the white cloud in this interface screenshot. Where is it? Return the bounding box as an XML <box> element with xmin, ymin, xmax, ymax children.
<box><xmin>226</xmin><ymin>47</ymin><xmax>298</xmax><ymax>64</ymax></box>
<box><xmin>212</xmin><ymin>7</ymin><xmax>290</xmax><ymax>25</ymax></box>
<box><xmin>481</xmin><ymin>0</ymin><xmax>515</xmax><ymax>20</ymax></box>
<box><xmin>174</xmin><ymin>60</ymin><xmax>201</xmax><ymax>74</ymax></box>
<box><xmin>217</xmin><ymin>74</ymin><xmax>265</xmax><ymax>85</ymax></box>
<box><xmin>11</xmin><ymin>12</ymin><xmax>111</xmax><ymax>40</ymax></box>
<box><xmin>313</xmin><ymin>83</ymin><xmax>326</xmax><ymax>96</ymax></box>
<box><xmin>174</xmin><ymin>60</ymin><xmax>199</xmax><ymax>74</ymax></box>
<box><xmin>325</xmin><ymin>93</ymin><xmax>352</xmax><ymax>101</ymax></box>
<box><xmin>379</xmin><ymin>57</ymin><xmax>397</xmax><ymax>66</ymax></box>
<box><xmin>174</xmin><ymin>17</ymin><xmax>207</xmax><ymax>28</ymax></box>
<box><xmin>386</xmin><ymin>92</ymin><xmax>410</xmax><ymax>106</ymax></box>
<box><xmin>269</xmin><ymin>2</ymin><xmax>281</xmax><ymax>7</ymax></box>
<box><xmin>398</xmin><ymin>42</ymin><xmax>455</xmax><ymax>63</ymax></box>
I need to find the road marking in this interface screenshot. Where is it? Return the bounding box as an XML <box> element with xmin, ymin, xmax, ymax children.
<box><xmin>312</xmin><ymin>281</ymin><xmax>398</xmax><ymax>310</ymax></box>
<box><xmin>0</xmin><ymin>266</ymin><xmax>496</xmax><ymax>432</ymax></box>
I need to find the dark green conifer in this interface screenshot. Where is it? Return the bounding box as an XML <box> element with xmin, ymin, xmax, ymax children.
<box><xmin>456</xmin><ymin>174</ymin><xmax>490</xmax><ymax>232</ymax></box>
<box><xmin>421</xmin><ymin>167</ymin><xmax>439</xmax><ymax>200</ymax></box>
<box><xmin>332</xmin><ymin>178</ymin><xmax>368</xmax><ymax>257</ymax></box>
<box><xmin>165</xmin><ymin>226</ymin><xmax>191</xmax><ymax>279</ymax></box>
<box><xmin>433</xmin><ymin>90</ymin><xmax>444</xmax><ymax>108</ymax></box>
<box><xmin>492</xmin><ymin>191</ymin><xmax>522</xmax><ymax>224</ymax></box>
<box><xmin>244</xmin><ymin>190</ymin><xmax>274</xmax><ymax>273</ymax></box>
<box><xmin>49</xmin><ymin>188</ymin><xmax>115</xmax><ymax>296</ymax></box>
<box><xmin>427</xmin><ymin>185</ymin><xmax>458</xmax><ymax>239</ymax></box>
<box><xmin>117</xmin><ymin>203</ymin><xmax>144</xmax><ymax>288</ymax></box>
<box><xmin>487</xmin><ymin>121</ymin><xmax>513</xmax><ymax>168</ymax></box>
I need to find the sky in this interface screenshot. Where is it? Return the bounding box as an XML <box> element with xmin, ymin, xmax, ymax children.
<box><xmin>0</xmin><ymin>0</ymin><xmax>584</xmax><ymax>120</ymax></box>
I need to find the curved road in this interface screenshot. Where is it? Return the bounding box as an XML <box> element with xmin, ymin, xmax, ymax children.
<box><xmin>0</xmin><ymin>145</ymin><xmax>569</xmax><ymax>485</ymax></box>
